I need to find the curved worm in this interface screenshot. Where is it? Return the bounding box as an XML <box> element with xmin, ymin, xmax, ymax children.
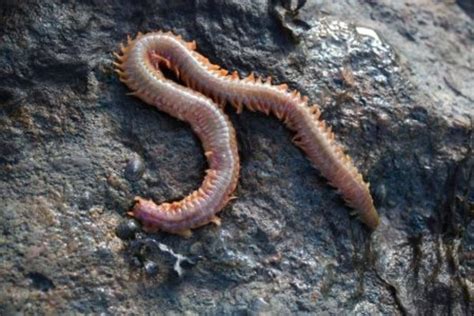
<box><xmin>115</xmin><ymin>33</ymin><xmax>240</xmax><ymax>237</ymax></box>
<box><xmin>115</xmin><ymin>31</ymin><xmax>379</xmax><ymax>232</ymax></box>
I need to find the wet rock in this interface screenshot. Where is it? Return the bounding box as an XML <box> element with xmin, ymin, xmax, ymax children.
<box><xmin>127</xmin><ymin>238</ymin><xmax>196</xmax><ymax>277</ymax></box>
<box><xmin>0</xmin><ymin>0</ymin><xmax>472</xmax><ymax>314</ymax></box>
<box><xmin>457</xmin><ymin>0</ymin><xmax>474</xmax><ymax>18</ymax></box>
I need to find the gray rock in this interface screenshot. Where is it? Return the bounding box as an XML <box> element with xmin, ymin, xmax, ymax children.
<box><xmin>0</xmin><ymin>0</ymin><xmax>472</xmax><ymax>314</ymax></box>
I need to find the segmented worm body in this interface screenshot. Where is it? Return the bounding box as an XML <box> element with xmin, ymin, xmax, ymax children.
<box><xmin>115</xmin><ymin>31</ymin><xmax>379</xmax><ymax>234</ymax></box>
<box><xmin>115</xmin><ymin>34</ymin><xmax>240</xmax><ymax>237</ymax></box>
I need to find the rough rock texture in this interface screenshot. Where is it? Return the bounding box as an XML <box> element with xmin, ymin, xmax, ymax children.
<box><xmin>0</xmin><ymin>0</ymin><xmax>472</xmax><ymax>314</ymax></box>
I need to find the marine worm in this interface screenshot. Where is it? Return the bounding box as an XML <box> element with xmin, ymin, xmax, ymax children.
<box><xmin>115</xmin><ymin>31</ymin><xmax>379</xmax><ymax>234</ymax></box>
<box><xmin>115</xmin><ymin>34</ymin><xmax>240</xmax><ymax>237</ymax></box>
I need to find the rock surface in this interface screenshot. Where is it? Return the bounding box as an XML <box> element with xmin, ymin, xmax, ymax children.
<box><xmin>0</xmin><ymin>0</ymin><xmax>472</xmax><ymax>314</ymax></box>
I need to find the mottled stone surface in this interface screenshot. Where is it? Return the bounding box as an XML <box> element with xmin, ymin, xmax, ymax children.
<box><xmin>0</xmin><ymin>0</ymin><xmax>472</xmax><ymax>314</ymax></box>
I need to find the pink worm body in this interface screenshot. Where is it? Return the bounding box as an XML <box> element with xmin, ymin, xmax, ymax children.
<box><xmin>115</xmin><ymin>33</ymin><xmax>240</xmax><ymax>237</ymax></box>
<box><xmin>115</xmin><ymin>31</ymin><xmax>379</xmax><ymax>235</ymax></box>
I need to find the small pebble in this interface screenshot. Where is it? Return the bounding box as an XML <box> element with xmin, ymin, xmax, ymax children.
<box><xmin>144</xmin><ymin>260</ymin><xmax>159</xmax><ymax>276</ymax></box>
<box><xmin>124</xmin><ymin>154</ymin><xmax>145</xmax><ymax>181</ymax></box>
<box><xmin>115</xmin><ymin>219</ymin><xmax>140</xmax><ymax>240</ymax></box>
<box><xmin>373</xmin><ymin>183</ymin><xmax>387</xmax><ymax>205</ymax></box>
